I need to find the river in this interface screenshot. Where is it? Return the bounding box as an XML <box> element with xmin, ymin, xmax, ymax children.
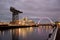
<box><xmin>0</xmin><ymin>26</ymin><xmax>53</xmax><ymax>40</ymax></box>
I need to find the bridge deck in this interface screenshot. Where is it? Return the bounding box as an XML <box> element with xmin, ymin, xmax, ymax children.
<box><xmin>37</xmin><ymin>24</ymin><xmax>53</xmax><ymax>26</ymax></box>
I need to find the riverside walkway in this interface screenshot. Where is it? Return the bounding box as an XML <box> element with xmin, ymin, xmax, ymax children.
<box><xmin>55</xmin><ymin>28</ymin><xmax>60</xmax><ymax>40</ymax></box>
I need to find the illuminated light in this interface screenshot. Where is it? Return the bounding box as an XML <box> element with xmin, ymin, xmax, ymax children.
<box><xmin>39</xmin><ymin>26</ymin><xmax>42</xmax><ymax>29</ymax></box>
<box><xmin>15</xmin><ymin>29</ymin><xmax>19</xmax><ymax>35</ymax></box>
<box><xmin>19</xmin><ymin>22</ymin><xmax>21</xmax><ymax>24</ymax></box>
<box><xmin>19</xmin><ymin>28</ymin><xmax>27</xmax><ymax>38</ymax></box>
<box><xmin>29</xmin><ymin>27</ymin><xmax>33</xmax><ymax>32</ymax></box>
<box><xmin>38</xmin><ymin>27</ymin><xmax>42</xmax><ymax>34</ymax></box>
<box><xmin>10</xmin><ymin>30</ymin><xmax>12</xmax><ymax>34</ymax></box>
<box><xmin>19</xmin><ymin>28</ymin><xmax>23</xmax><ymax>36</ymax></box>
<box><xmin>22</xmin><ymin>22</ymin><xmax>25</xmax><ymax>25</ymax></box>
<box><xmin>26</xmin><ymin>28</ymin><xmax>29</xmax><ymax>30</ymax></box>
<box><xmin>45</xmin><ymin>26</ymin><xmax>49</xmax><ymax>31</ymax></box>
<box><xmin>58</xmin><ymin>23</ymin><xmax>60</xmax><ymax>25</ymax></box>
<box><xmin>19</xmin><ymin>27</ymin><xmax>34</xmax><ymax>38</ymax></box>
<box><xmin>18</xmin><ymin>17</ymin><xmax>36</xmax><ymax>26</ymax></box>
<box><xmin>22</xmin><ymin>30</ymin><xmax>27</xmax><ymax>38</ymax></box>
<box><xmin>49</xmin><ymin>26</ymin><xmax>52</xmax><ymax>29</ymax></box>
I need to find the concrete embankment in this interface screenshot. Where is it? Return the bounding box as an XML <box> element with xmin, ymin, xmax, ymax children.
<box><xmin>0</xmin><ymin>24</ymin><xmax>37</xmax><ymax>30</ymax></box>
<box><xmin>55</xmin><ymin>28</ymin><xmax>60</xmax><ymax>40</ymax></box>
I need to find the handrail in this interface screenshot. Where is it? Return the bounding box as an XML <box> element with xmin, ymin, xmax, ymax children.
<box><xmin>53</xmin><ymin>27</ymin><xmax>58</xmax><ymax>40</ymax></box>
<box><xmin>48</xmin><ymin>27</ymin><xmax>58</xmax><ymax>40</ymax></box>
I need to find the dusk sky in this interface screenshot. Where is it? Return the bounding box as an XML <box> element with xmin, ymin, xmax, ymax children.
<box><xmin>0</xmin><ymin>0</ymin><xmax>60</xmax><ymax>22</ymax></box>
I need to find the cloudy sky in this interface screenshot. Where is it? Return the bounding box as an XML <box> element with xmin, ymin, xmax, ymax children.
<box><xmin>0</xmin><ymin>0</ymin><xmax>60</xmax><ymax>22</ymax></box>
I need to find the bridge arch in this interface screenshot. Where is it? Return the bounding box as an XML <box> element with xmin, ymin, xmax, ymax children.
<box><xmin>38</xmin><ymin>17</ymin><xmax>55</xmax><ymax>24</ymax></box>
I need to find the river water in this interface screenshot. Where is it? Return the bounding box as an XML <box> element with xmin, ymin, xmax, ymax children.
<box><xmin>0</xmin><ymin>26</ymin><xmax>53</xmax><ymax>40</ymax></box>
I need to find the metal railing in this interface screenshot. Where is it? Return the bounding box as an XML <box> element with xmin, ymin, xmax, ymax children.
<box><xmin>48</xmin><ymin>27</ymin><xmax>58</xmax><ymax>40</ymax></box>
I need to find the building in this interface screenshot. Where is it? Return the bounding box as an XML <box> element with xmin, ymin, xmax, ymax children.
<box><xmin>10</xmin><ymin>17</ymin><xmax>36</xmax><ymax>26</ymax></box>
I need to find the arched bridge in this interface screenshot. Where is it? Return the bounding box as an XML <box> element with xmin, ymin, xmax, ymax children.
<box><xmin>34</xmin><ymin>17</ymin><xmax>55</xmax><ymax>27</ymax></box>
<box><xmin>37</xmin><ymin>17</ymin><xmax>55</xmax><ymax>24</ymax></box>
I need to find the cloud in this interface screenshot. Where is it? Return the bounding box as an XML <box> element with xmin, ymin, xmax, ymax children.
<box><xmin>0</xmin><ymin>0</ymin><xmax>60</xmax><ymax>22</ymax></box>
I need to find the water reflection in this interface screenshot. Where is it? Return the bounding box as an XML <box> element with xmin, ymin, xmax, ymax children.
<box><xmin>0</xmin><ymin>26</ymin><xmax>53</xmax><ymax>40</ymax></box>
<box><xmin>19</xmin><ymin>27</ymin><xmax>33</xmax><ymax>38</ymax></box>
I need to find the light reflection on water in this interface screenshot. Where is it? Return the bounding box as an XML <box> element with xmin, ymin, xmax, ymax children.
<box><xmin>0</xmin><ymin>26</ymin><xmax>53</xmax><ymax>40</ymax></box>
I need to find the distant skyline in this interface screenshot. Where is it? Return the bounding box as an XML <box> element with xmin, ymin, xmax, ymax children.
<box><xmin>0</xmin><ymin>0</ymin><xmax>60</xmax><ymax>22</ymax></box>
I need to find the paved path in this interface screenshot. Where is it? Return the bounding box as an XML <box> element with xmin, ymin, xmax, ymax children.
<box><xmin>55</xmin><ymin>28</ymin><xmax>60</xmax><ymax>40</ymax></box>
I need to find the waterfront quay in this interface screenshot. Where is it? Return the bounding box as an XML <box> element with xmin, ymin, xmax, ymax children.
<box><xmin>0</xmin><ymin>21</ymin><xmax>57</xmax><ymax>29</ymax></box>
<box><xmin>55</xmin><ymin>28</ymin><xmax>60</xmax><ymax>40</ymax></box>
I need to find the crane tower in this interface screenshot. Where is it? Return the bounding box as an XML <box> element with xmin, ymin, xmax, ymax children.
<box><xmin>10</xmin><ymin>7</ymin><xmax>23</xmax><ymax>24</ymax></box>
